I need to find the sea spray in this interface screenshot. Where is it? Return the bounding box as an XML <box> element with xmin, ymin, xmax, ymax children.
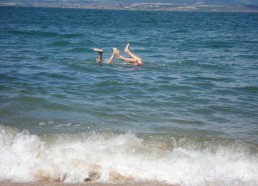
<box><xmin>0</xmin><ymin>124</ymin><xmax>257</xmax><ymax>185</ymax></box>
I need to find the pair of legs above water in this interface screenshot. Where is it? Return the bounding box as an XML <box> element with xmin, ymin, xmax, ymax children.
<box><xmin>93</xmin><ymin>43</ymin><xmax>143</xmax><ymax>66</ymax></box>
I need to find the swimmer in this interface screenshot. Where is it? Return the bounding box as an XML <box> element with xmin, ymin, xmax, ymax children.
<box><xmin>93</xmin><ymin>43</ymin><xmax>143</xmax><ymax>66</ymax></box>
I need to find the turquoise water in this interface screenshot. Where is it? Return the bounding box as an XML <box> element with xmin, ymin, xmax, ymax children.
<box><xmin>0</xmin><ymin>6</ymin><xmax>258</xmax><ymax>185</ymax></box>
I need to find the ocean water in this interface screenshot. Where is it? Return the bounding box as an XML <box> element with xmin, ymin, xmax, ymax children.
<box><xmin>0</xmin><ymin>6</ymin><xmax>258</xmax><ymax>185</ymax></box>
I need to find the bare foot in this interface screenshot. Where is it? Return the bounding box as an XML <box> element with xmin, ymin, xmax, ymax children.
<box><xmin>115</xmin><ymin>48</ymin><xmax>121</xmax><ymax>58</ymax></box>
<box><xmin>113</xmin><ymin>48</ymin><xmax>118</xmax><ymax>53</ymax></box>
<box><xmin>124</xmin><ymin>43</ymin><xmax>130</xmax><ymax>53</ymax></box>
<box><xmin>93</xmin><ymin>48</ymin><xmax>103</xmax><ymax>53</ymax></box>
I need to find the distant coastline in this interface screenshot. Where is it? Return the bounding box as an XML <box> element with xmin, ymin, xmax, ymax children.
<box><xmin>1</xmin><ymin>2</ymin><xmax>258</xmax><ymax>12</ymax></box>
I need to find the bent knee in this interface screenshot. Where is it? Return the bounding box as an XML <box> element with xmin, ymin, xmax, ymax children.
<box><xmin>135</xmin><ymin>59</ymin><xmax>143</xmax><ymax>66</ymax></box>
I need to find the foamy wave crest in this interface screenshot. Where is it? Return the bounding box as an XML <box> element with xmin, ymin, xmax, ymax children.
<box><xmin>0</xmin><ymin>124</ymin><xmax>258</xmax><ymax>185</ymax></box>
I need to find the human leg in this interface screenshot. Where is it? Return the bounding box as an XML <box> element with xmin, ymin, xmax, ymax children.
<box><xmin>124</xmin><ymin>43</ymin><xmax>143</xmax><ymax>65</ymax></box>
<box><xmin>115</xmin><ymin>49</ymin><xmax>139</xmax><ymax>65</ymax></box>
<box><xmin>93</xmin><ymin>48</ymin><xmax>103</xmax><ymax>63</ymax></box>
<box><xmin>106</xmin><ymin>48</ymin><xmax>118</xmax><ymax>64</ymax></box>
<box><xmin>124</xmin><ymin>43</ymin><xmax>142</xmax><ymax>61</ymax></box>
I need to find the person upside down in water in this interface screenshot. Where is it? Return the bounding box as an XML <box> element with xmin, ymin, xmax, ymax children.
<box><xmin>93</xmin><ymin>43</ymin><xmax>143</xmax><ymax>66</ymax></box>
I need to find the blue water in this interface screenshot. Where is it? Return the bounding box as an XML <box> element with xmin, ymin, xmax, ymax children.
<box><xmin>0</xmin><ymin>6</ymin><xmax>258</xmax><ymax>185</ymax></box>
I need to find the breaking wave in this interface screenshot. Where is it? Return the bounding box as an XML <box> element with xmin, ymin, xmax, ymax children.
<box><xmin>0</xmin><ymin>124</ymin><xmax>257</xmax><ymax>186</ymax></box>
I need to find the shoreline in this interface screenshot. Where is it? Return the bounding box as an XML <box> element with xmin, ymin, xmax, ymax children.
<box><xmin>0</xmin><ymin>3</ymin><xmax>258</xmax><ymax>13</ymax></box>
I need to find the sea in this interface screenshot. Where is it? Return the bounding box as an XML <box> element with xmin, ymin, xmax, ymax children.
<box><xmin>0</xmin><ymin>6</ymin><xmax>258</xmax><ymax>186</ymax></box>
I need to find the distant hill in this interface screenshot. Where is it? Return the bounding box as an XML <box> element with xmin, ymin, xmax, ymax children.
<box><xmin>1</xmin><ymin>0</ymin><xmax>258</xmax><ymax>12</ymax></box>
<box><xmin>130</xmin><ymin>0</ymin><xmax>258</xmax><ymax>5</ymax></box>
<box><xmin>0</xmin><ymin>0</ymin><xmax>258</xmax><ymax>6</ymax></box>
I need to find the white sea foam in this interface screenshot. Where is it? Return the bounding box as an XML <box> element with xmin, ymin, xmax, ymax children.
<box><xmin>0</xmin><ymin>124</ymin><xmax>257</xmax><ymax>185</ymax></box>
